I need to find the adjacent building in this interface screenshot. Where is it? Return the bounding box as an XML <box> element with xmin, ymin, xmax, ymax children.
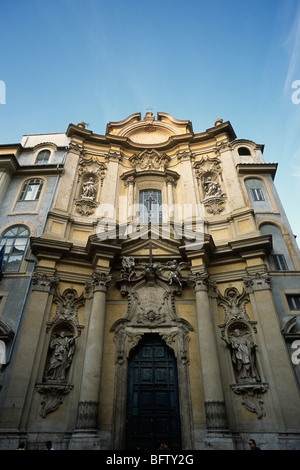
<box><xmin>0</xmin><ymin>112</ymin><xmax>299</xmax><ymax>450</ymax></box>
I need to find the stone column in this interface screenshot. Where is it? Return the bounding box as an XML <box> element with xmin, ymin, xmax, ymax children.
<box><xmin>71</xmin><ymin>270</ymin><xmax>111</xmax><ymax>446</ymax></box>
<box><xmin>126</xmin><ymin>176</ymin><xmax>135</xmax><ymax>222</ymax></box>
<box><xmin>190</xmin><ymin>270</ymin><xmax>231</xmax><ymax>440</ymax></box>
<box><xmin>243</xmin><ymin>269</ymin><xmax>300</xmax><ymax>430</ymax></box>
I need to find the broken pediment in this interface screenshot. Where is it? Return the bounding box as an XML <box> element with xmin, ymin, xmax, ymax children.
<box><xmin>106</xmin><ymin>112</ymin><xmax>193</xmax><ymax>145</ymax></box>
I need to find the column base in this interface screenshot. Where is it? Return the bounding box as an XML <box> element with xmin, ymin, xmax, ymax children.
<box><xmin>68</xmin><ymin>430</ymin><xmax>100</xmax><ymax>450</ymax></box>
<box><xmin>203</xmin><ymin>431</ymin><xmax>235</xmax><ymax>450</ymax></box>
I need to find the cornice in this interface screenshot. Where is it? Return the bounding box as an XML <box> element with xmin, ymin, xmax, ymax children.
<box><xmin>237</xmin><ymin>163</ymin><xmax>278</xmax><ymax>180</ymax></box>
<box><xmin>66</xmin><ymin>119</ymin><xmax>237</xmax><ymax>152</ymax></box>
<box><xmin>30</xmin><ymin>236</ymin><xmax>73</xmax><ymax>260</ymax></box>
<box><xmin>0</xmin><ymin>154</ymin><xmax>19</xmax><ymax>175</ymax></box>
<box><xmin>16</xmin><ymin>163</ymin><xmax>64</xmax><ymax>176</ymax></box>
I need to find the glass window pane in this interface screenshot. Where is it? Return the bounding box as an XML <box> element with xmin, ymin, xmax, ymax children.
<box><xmin>1</xmin><ymin>225</ymin><xmax>30</xmax><ymax>273</ymax></box>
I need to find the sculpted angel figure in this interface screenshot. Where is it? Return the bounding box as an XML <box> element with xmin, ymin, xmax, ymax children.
<box><xmin>167</xmin><ymin>260</ymin><xmax>184</xmax><ymax>287</ymax></box>
<box><xmin>121</xmin><ymin>256</ymin><xmax>136</xmax><ymax>280</ymax></box>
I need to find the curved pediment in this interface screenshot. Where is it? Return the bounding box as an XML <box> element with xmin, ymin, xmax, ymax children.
<box><xmin>106</xmin><ymin>112</ymin><xmax>193</xmax><ymax>145</ymax></box>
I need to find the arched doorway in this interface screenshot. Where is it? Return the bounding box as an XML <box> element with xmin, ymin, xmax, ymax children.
<box><xmin>125</xmin><ymin>334</ymin><xmax>182</xmax><ymax>451</ymax></box>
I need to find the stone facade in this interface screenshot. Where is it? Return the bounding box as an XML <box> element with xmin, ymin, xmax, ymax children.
<box><xmin>0</xmin><ymin>113</ymin><xmax>299</xmax><ymax>450</ymax></box>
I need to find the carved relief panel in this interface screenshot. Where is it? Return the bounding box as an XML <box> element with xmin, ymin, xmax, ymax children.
<box><xmin>218</xmin><ymin>287</ymin><xmax>268</xmax><ymax>419</ymax></box>
<box><xmin>36</xmin><ymin>287</ymin><xmax>85</xmax><ymax>418</ymax></box>
<box><xmin>110</xmin><ymin>257</ymin><xmax>194</xmax><ymax>449</ymax></box>
<box><xmin>75</xmin><ymin>153</ymin><xmax>107</xmax><ymax>216</ymax></box>
<box><xmin>194</xmin><ymin>156</ymin><xmax>226</xmax><ymax>214</ymax></box>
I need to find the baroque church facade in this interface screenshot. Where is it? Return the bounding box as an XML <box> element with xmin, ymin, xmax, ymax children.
<box><xmin>0</xmin><ymin>111</ymin><xmax>299</xmax><ymax>450</ymax></box>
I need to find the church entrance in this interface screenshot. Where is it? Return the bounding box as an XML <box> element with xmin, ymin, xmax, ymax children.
<box><xmin>125</xmin><ymin>334</ymin><xmax>182</xmax><ymax>451</ymax></box>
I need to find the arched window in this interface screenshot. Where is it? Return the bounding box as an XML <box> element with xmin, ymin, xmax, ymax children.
<box><xmin>260</xmin><ymin>223</ymin><xmax>292</xmax><ymax>271</ymax></box>
<box><xmin>0</xmin><ymin>225</ymin><xmax>30</xmax><ymax>272</ymax></box>
<box><xmin>18</xmin><ymin>178</ymin><xmax>44</xmax><ymax>201</ymax></box>
<box><xmin>36</xmin><ymin>149</ymin><xmax>50</xmax><ymax>164</ymax></box>
<box><xmin>139</xmin><ymin>189</ymin><xmax>162</xmax><ymax>222</ymax></box>
<box><xmin>238</xmin><ymin>147</ymin><xmax>251</xmax><ymax>156</ymax></box>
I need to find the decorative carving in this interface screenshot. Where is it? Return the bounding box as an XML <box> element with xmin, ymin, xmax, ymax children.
<box><xmin>111</xmin><ymin>256</ymin><xmax>194</xmax><ymax>450</ymax></box>
<box><xmin>51</xmin><ymin>288</ymin><xmax>85</xmax><ymax>326</ymax></box>
<box><xmin>224</xmin><ymin>324</ymin><xmax>260</xmax><ymax>383</ymax></box>
<box><xmin>204</xmin><ymin>401</ymin><xmax>228</xmax><ymax>430</ymax></box>
<box><xmin>194</xmin><ymin>157</ymin><xmax>226</xmax><ymax>214</ymax></box>
<box><xmin>112</xmin><ymin>256</ymin><xmax>193</xmax><ymax>363</ymax></box>
<box><xmin>81</xmin><ymin>176</ymin><xmax>97</xmax><ymax>199</ymax></box>
<box><xmin>189</xmin><ymin>271</ymin><xmax>210</xmax><ymax>292</ymax></box>
<box><xmin>217</xmin><ymin>287</ymin><xmax>250</xmax><ymax>324</ymax></box>
<box><xmin>230</xmin><ymin>384</ymin><xmax>268</xmax><ymax>419</ymax></box>
<box><xmin>32</xmin><ymin>273</ymin><xmax>59</xmax><ymax>293</ymax></box>
<box><xmin>75</xmin><ymin>198</ymin><xmax>98</xmax><ymax>216</ymax></box>
<box><xmin>75</xmin><ymin>401</ymin><xmax>99</xmax><ymax>430</ymax></box>
<box><xmin>166</xmin><ymin>259</ymin><xmax>185</xmax><ymax>287</ymax></box>
<box><xmin>44</xmin><ymin>331</ymin><xmax>78</xmax><ymax>381</ymax></box>
<box><xmin>217</xmin><ymin>286</ymin><xmax>268</xmax><ymax>418</ymax></box>
<box><xmin>37</xmin><ymin>323</ymin><xmax>78</xmax><ymax>417</ymax></box>
<box><xmin>36</xmin><ymin>382</ymin><xmax>73</xmax><ymax>418</ymax></box>
<box><xmin>75</xmin><ymin>154</ymin><xmax>107</xmax><ymax>216</ymax></box>
<box><xmin>129</xmin><ymin>149</ymin><xmax>170</xmax><ymax>171</ymax></box>
<box><xmin>77</xmin><ymin>154</ymin><xmax>107</xmax><ymax>182</ymax></box>
<box><xmin>92</xmin><ymin>271</ymin><xmax>112</xmax><ymax>291</ymax></box>
<box><xmin>243</xmin><ymin>271</ymin><xmax>271</xmax><ymax>292</ymax></box>
<box><xmin>121</xmin><ymin>256</ymin><xmax>136</xmax><ymax>281</ymax></box>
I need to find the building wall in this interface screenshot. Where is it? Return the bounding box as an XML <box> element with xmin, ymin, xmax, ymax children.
<box><xmin>0</xmin><ymin>114</ymin><xmax>299</xmax><ymax>450</ymax></box>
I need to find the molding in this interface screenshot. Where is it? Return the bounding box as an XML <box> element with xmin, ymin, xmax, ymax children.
<box><xmin>237</xmin><ymin>163</ymin><xmax>278</xmax><ymax>180</ymax></box>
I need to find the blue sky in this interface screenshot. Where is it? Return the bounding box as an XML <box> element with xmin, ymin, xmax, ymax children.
<box><xmin>1</xmin><ymin>0</ymin><xmax>300</xmax><ymax>242</ymax></box>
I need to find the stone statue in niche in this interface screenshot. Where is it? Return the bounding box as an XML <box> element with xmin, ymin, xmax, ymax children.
<box><xmin>223</xmin><ymin>327</ymin><xmax>260</xmax><ymax>383</ymax></box>
<box><xmin>81</xmin><ymin>176</ymin><xmax>97</xmax><ymax>199</ymax></box>
<box><xmin>44</xmin><ymin>331</ymin><xmax>78</xmax><ymax>381</ymax></box>
<box><xmin>203</xmin><ymin>175</ymin><xmax>223</xmax><ymax>198</ymax></box>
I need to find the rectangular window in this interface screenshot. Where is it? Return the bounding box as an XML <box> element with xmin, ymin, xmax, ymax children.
<box><xmin>272</xmin><ymin>254</ymin><xmax>288</xmax><ymax>271</ymax></box>
<box><xmin>286</xmin><ymin>294</ymin><xmax>300</xmax><ymax>311</ymax></box>
<box><xmin>18</xmin><ymin>179</ymin><xmax>43</xmax><ymax>201</ymax></box>
<box><xmin>139</xmin><ymin>190</ymin><xmax>162</xmax><ymax>223</ymax></box>
<box><xmin>251</xmin><ymin>188</ymin><xmax>264</xmax><ymax>201</ymax></box>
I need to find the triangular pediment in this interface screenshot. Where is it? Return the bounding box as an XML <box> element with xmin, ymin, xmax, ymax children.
<box><xmin>121</xmin><ymin>237</ymin><xmax>180</xmax><ymax>260</ymax></box>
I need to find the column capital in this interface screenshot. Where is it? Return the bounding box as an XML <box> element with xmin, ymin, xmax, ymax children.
<box><xmin>32</xmin><ymin>272</ymin><xmax>59</xmax><ymax>293</ymax></box>
<box><xmin>189</xmin><ymin>270</ymin><xmax>210</xmax><ymax>292</ymax></box>
<box><xmin>91</xmin><ymin>270</ymin><xmax>112</xmax><ymax>293</ymax></box>
<box><xmin>243</xmin><ymin>269</ymin><xmax>271</xmax><ymax>293</ymax></box>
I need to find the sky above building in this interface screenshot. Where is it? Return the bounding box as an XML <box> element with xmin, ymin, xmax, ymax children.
<box><xmin>1</xmin><ymin>0</ymin><xmax>300</xmax><ymax>242</ymax></box>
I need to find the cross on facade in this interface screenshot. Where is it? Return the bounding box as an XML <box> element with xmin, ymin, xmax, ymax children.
<box><xmin>145</xmin><ymin>195</ymin><xmax>156</xmax><ymax>211</ymax></box>
<box><xmin>146</xmin><ymin>241</ymin><xmax>158</xmax><ymax>267</ymax></box>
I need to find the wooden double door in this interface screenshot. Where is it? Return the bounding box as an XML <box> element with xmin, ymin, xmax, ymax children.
<box><xmin>125</xmin><ymin>334</ymin><xmax>182</xmax><ymax>451</ymax></box>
